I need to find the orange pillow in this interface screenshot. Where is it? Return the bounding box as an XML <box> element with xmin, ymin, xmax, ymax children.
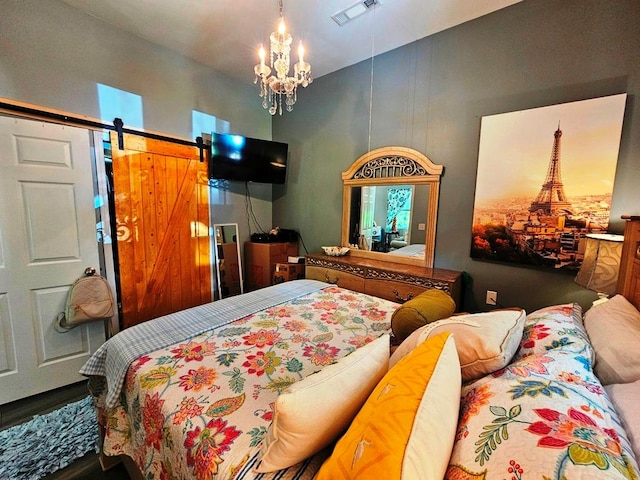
<box><xmin>315</xmin><ymin>331</ymin><xmax>461</xmax><ymax>480</ymax></box>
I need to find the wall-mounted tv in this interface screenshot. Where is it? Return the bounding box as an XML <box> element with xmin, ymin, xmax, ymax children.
<box><xmin>209</xmin><ymin>133</ymin><xmax>288</xmax><ymax>184</ymax></box>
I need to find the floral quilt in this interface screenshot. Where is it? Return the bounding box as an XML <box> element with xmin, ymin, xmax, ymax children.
<box><xmin>99</xmin><ymin>285</ymin><xmax>396</xmax><ymax>480</ymax></box>
<box><xmin>446</xmin><ymin>303</ymin><xmax>639</xmax><ymax>480</ymax></box>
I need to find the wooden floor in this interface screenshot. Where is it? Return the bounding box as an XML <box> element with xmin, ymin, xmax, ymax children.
<box><xmin>0</xmin><ymin>381</ymin><xmax>130</xmax><ymax>480</ymax></box>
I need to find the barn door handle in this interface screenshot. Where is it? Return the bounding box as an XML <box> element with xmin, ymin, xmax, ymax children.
<box><xmin>325</xmin><ymin>273</ymin><xmax>339</xmax><ymax>284</ymax></box>
<box><xmin>392</xmin><ymin>290</ymin><xmax>414</xmax><ymax>303</ymax></box>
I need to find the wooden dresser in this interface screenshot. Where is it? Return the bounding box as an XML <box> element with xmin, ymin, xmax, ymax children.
<box><xmin>245</xmin><ymin>241</ymin><xmax>298</xmax><ymax>290</ymax></box>
<box><xmin>305</xmin><ymin>253</ymin><xmax>464</xmax><ymax>310</ymax></box>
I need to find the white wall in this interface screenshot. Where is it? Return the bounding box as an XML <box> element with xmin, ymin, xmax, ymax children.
<box><xmin>0</xmin><ymin>0</ymin><xmax>274</xmax><ymax>247</ymax></box>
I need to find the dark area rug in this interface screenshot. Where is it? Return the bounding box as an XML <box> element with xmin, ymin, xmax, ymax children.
<box><xmin>0</xmin><ymin>396</ymin><xmax>98</xmax><ymax>480</ymax></box>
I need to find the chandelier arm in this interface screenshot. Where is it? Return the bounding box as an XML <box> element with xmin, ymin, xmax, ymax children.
<box><xmin>254</xmin><ymin>0</ymin><xmax>311</xmax><ymax>115</ymax></box>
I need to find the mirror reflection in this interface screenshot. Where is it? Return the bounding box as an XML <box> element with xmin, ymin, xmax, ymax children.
<box><xmin>341</xmin><ymin>146</ymin><xmax>443</xmax><ymax>268</ymax></box>
<box><xmin>348</xmin><ymin>184</ymin><xmax>429</xmax><ymax>258</ymax></box>
<box><xmin>213</xmin><ymin>223</ymin><xmax>244</xmax><ymax>299</ymax></box>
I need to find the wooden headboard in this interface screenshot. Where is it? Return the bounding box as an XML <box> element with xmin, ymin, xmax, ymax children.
<box><xmin>617</xmin><ymin>215</ymin><xmax>640</xmax><ymax>310</ymax></box>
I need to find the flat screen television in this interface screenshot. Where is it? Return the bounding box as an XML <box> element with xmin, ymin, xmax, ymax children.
<box><xmin>209</xmin><ymin>133</ymin><xmax>288</xmax><ymax>184</ymax></box>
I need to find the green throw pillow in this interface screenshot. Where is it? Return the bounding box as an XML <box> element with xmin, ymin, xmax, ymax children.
<box><xmin>391</xmin><ymin>289</ymin><xmax>456</xmax><ymax>342</ymax></box>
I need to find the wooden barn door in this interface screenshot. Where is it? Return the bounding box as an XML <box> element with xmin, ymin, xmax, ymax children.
<box><xmin>111</xmin><ymin>132</ymin><xmax>212</xmax><ymax>328</ymax></box>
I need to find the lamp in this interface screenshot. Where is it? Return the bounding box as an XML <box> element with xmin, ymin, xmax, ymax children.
<box><xmin>254</xmin><ymin>0</ymin><xmax>312</xmax><ymax>116</ymax></box>
<box><xmin>575</xmin><ymin>233</ymin><xmax>624</xmax><ymax>296</ymax></box>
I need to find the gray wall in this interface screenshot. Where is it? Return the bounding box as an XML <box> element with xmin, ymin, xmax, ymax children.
<box><xmin>0</xmin><ymin>0</ymin><xmax>273</xmax><ymax>247</ymax></box>
<box><xmin>273</xmin><ymin>0</ymin><xmax>640</xmax><ymax>313</ymax></box>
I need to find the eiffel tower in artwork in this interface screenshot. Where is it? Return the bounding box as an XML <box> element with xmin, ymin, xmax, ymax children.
<box><xmin>529</xmin><ymin>125</ymin><xmax>572</xmax><ymax>215</ymax></box>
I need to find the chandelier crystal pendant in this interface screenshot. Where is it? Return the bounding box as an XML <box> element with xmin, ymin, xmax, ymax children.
<box><xmin>254</xmin><ymin>0</ymin><xmax>312</xmax><ymax>115</ymax></box>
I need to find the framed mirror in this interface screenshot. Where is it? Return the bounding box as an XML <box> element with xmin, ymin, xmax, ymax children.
<box><xmin>213</xmin><ymin>223</ymin><xmax>244</xmax><ymax>299</ymax></box>
<box><xmin>341</xmin><ymin>146</ymin><xmax>443</xmax><ymax>268</ymax></box>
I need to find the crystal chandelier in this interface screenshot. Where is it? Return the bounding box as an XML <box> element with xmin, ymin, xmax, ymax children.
<box><xmin>254</xmin><ymin>0</ymin><xmax>312</xmax><ymax>115</ymax></box>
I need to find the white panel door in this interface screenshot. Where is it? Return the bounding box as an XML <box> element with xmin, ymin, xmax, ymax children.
<box><xmin>0</xmin><ymin>116</ymin><xmax>105</xmax><ymax>404</ymax></box>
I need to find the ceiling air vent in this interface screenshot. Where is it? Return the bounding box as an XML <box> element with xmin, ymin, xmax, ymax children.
<box><xmin>331</xmin><ymin>0</ymin><xmax>381</xmax><ymax>26</ymax></box>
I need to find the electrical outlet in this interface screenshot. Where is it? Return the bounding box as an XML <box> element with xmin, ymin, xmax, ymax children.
<box><xmin>486</xmin><ymin>290</ymin><xmax>497</xmax><ymax>305</ymax></box>
<box><xmin>418</xmin><ymin>223</ymin><xmax>426</xmax><ymax>231</ymax></box>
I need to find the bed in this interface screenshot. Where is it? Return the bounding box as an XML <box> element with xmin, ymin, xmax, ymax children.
<box><xmin>82</xmin><ymin>280</ymin><xmax>398</xmax><ymax>479</ymax></box>
<box><xmin>83</xmin><ymin>217</ymin><xmax>640</xmax><ymax>480</ymax></box>
<box><xmin>388</xmin><ymin>243</ymin><xmax>425</xmax><ymax>257</ymax></box>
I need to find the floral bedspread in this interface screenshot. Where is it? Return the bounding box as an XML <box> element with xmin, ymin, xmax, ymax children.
<box><xmin>99</xmin><ymin>285</ymin><xmax>395</xmax><ymax>480</ymax></box>
<box><xmin>446</xmin><ymin>304</ymin><xmax>639</xmax><ymax>480</ymax></box>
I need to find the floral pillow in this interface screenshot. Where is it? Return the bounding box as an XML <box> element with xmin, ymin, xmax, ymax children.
<box><xmin>447</xmin><ymin>347</ymin><xmax>639</xmax><ymax>479</ymax></box>
<box><xmin>515</xmin><ymin>303</ymin><xmax>593</xmax><ymax>362</ymax></box>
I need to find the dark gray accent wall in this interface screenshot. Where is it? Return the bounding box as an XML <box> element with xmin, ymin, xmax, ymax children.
<box><xmin>272</xmin><ymin>0</ymin><xmax>640</xmax><ymax>313</ymax></box>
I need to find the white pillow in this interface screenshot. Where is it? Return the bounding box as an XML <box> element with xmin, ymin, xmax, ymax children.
<box><xmin>584</xmin><ymin>294</ymin><xmax>640</xmax><ymax>385</ymax></box>
<box><xmin>605</xmin><ymin>380</ymin><xmax>640</xmax><ymax>462</ymax></box>
<box><xmin>390</xmin><ymin>308</ymin><xmax>526</xmax><ymax>381</ymax></box>
<box><xmin>255</xmin><ymin>334</ymin><xmax>390</xmax><ymax>473</ymax></box>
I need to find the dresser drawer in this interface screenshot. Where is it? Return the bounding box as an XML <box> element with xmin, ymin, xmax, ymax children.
<box><xmin>364</xmin><ymin>279</ymin><xmax>428</xmax><ymax>304</ymax></box>
<box><xmin>306</xmin><ymin>266</ymin><xmax>365</xmax><ymax>292</ymax></box>
<box><xmin>305</xmin><ymin>252</ymin><xmax>464</xmax><ymax>310</ymax></box>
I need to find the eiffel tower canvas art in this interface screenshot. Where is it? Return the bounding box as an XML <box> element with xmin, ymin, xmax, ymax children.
<box><xmin>471</xmin><ymin>94</ymin><xmax>626</xmax><ymax>270</ymax></box>
<box><xmin>529</xmin><ymin>125</ymin><xmax>572</xmax><ymax>215</ymax></box>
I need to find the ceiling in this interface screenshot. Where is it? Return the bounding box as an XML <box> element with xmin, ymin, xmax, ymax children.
<box><xmin>59</xmin><ymin>0</ymin><xmax>521</xmax><ymax>85</ymax></box>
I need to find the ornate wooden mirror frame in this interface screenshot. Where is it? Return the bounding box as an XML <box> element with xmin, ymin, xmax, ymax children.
<box><xmin>341</xmin><ymin>146</ymin><xmax>443</xmax><ymax>269</ymax></box>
